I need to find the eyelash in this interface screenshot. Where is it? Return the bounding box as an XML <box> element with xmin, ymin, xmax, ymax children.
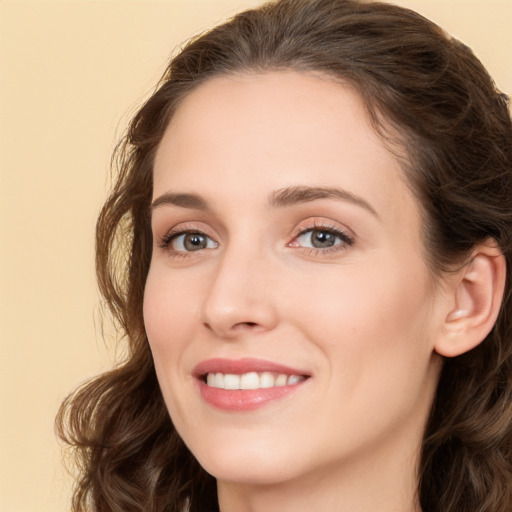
<box><xmin>157</xmin><ymin>222</ymin><xmax>354</xmax><ymax>258</ymax></box>
<box><xmin>291</xmin><ymin>222</ymin><xmax>354</xmax><ymax>255</ymax></box>
<box><xmin>158</xmin><ymin>227</ymin><xmax>217</xmax><ymax>258</ymax></box>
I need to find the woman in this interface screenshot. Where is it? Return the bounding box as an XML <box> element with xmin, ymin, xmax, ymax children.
<box><xmin>57</xmin><ymin>0</ymin><xmax>512</xmax><ymax>510</ymax></box>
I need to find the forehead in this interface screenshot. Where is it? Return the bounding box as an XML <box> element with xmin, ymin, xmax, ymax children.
<box><xmin>156</xmin><ymin>72</ymin><xmax>381</xmax><ymax>166</ymax></box>
<box><xmin>153</xmin><ymin>71</ymin><xmax>417</xmax><ymax>221</ymax></box>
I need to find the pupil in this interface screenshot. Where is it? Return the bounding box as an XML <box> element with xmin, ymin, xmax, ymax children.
<box><xmin>184</xmin><ymin>233</ymin><xmax>206</xmax><ymax>251</ymax></box>
<box><xmin>312</xmin><ymin>230</ymin><xmax>335</xmax><ymax>248</ymax></box>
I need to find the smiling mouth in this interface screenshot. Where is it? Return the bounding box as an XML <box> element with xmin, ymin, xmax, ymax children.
<box><xmin>205</xmin><ymin>371</ymin><xmax>307</xmax><ymax>390</ymax></box>
<box><xmin>193</xmin><ymin>358</ymin><xmax>311</xmax><ymax>410</ymax></box>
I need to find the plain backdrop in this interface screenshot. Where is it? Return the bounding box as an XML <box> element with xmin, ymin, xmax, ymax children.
<box><xmin>1</xmin><ymin>1</ymin><xmax>511</xmax><ymax>510</ymax></box>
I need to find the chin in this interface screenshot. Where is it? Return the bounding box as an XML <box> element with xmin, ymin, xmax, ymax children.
<box><xmin>187</xmin><ymin>435</ymin><xmax>304</xmax><ymax>486</ymax></box>
<box><xmin>202</xmin><ymin>458</ymin><xmax>298</xmax><ymax>486</ymax></box>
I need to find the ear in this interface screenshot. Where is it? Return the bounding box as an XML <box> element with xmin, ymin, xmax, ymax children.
<box><xmin>435</xmin><ymin>240</ymin><xmax>506</xmax><ymax>358</ymax></box>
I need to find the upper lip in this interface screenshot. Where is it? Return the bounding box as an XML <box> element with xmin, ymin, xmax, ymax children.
<box><xmin>193</xmin><ymin>357</ymin><xmax>310</xmax><ymax>378</ymax></box>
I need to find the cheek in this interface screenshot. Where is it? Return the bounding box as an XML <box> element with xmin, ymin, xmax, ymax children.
<box><xmin>291</xmin><ymin>261</ymin><xmax>430</xmax><ymax>337</ymax></box>
<box><xmin>143</xmin><ymin>266</ymin><xmax>203</xmax><ymax>430</ymax></box>
<box><xmin>290</xmin><ymin>260</ymin><xmax>435</xmax><ymax>394</ymax></box>
<box><xmin>143</xmin><ymin>266</ymin><xmax>198</xmax><ymax>372</ymax></box>
<box><xmin>288</xmin><ymin>266</ymin><xmax>438</xmax><ymax>456</ymax></box>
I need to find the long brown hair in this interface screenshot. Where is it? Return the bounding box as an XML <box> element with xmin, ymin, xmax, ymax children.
<box><xmin>56</xmin><ymin>1</ymin><xmax>512</xmax><ymax>510</ymax></box>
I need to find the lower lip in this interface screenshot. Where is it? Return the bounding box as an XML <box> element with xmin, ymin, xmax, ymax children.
<box><xmin>198</xmin><ymin>380</ymin><xmax>305</xmax><ymax>411</ymax></box>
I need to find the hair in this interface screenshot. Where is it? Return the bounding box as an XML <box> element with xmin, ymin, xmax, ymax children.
<box><xmin>56</xmin><ymin>0</ymin><xmax>512</xmax><ymax>510</ymax></box>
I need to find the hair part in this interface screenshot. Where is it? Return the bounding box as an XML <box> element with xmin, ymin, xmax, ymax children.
<box><xmin>56</xmin><ymin>1</ymin><xmax>512</xmax><ymax>510</ymax></box>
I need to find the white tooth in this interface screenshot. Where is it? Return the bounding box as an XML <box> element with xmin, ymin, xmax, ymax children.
<box><xmin>224</xmin><ymin>374</ymin><xmax>241</xmax><ymax>390</ymax></box>
<box><xmin>260</xmin><ymin>372</ymin><xmax>275</xmax><ymax>388</ymax></box>
<box><xmin>206</xmin><ymin>373</ymin><xmax>215</xmax><ymax>387</ymax></box>
<box><xmin>214</xmin><ymin>372</ymin><xmax>225</xmax><ymax>388</ymax></box>
<box><xmin>287</xmin><ymin>375</ymin><xmax>302</xmax><ymax>385</ymax></box>
<box><xmin>275</xmin><ymin>374</ymin><xmax>288</xmax><ymax>387</ymax></box>
<box><xmin>240</xmin><ymin>372</ymin><xmax>260</xmax><ymax>390</ymax></box>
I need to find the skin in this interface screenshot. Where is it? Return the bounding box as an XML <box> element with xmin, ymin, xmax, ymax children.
<box><xmin>144</xmin><ymin>71</ymin><xmax>452</xmax><ymax>512</ymax></box>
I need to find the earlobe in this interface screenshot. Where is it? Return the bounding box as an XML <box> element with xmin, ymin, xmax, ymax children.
<box><xmin>435</xmin><ymin>241</ymin><xmax>506</xmax><ymax>358</ymax></box>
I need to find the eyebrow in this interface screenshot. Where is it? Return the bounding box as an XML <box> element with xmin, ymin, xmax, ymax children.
<box><xmin>151</xmin><ymin>192</ymin><xmax>209</xmax><ymax>211</ymax></box>
<box><xmin>269</xmin><ymin>186</ymin><xmax>379</xmax><ymax>218</ymax></box>
<box><xmin>151</xmin><ymin>185</ymin><xmax>378</xmax><ymax>218</ymax></box>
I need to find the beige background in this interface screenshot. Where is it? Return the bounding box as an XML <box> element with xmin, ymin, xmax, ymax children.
<box><xmin>1</xmin><ymin>1</ymin><xmax>511</xmax><ymax>510</ymax></box>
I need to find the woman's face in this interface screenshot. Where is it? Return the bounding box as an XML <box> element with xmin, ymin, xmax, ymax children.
<box><xmin>144</xmin><ymin>71</ymin><xmax>446</xmax><ymax>488</ymax></box>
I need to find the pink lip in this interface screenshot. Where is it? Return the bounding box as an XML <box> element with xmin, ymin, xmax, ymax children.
<box><xmin>193</xmin><ymin>358</ymin><xmax>310</xmax><ymax>412</ymax></box>
<box><xmin>193</xmin><ymin>357</ymin><xmax>308</xmax><ymax>377</ymax></box>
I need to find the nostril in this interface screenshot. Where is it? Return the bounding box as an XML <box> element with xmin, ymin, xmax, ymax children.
<box><xmin>202</xmin><ymin>320</ymin><xmax>263</xmax><ymax>337</ymax></box>
<box><xmin>233</xmin><ymin>321</ymin><xmax>259</xmax><ymax>329</ymax></box>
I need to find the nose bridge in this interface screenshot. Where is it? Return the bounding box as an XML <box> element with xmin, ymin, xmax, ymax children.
<box><xmin>201</xmin><ymin>235</ymin><xmax>278</xmax><ymax>337</ymax></box>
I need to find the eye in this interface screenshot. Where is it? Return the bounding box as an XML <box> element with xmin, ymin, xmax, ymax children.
<box><xmin>297</xmin><ymin>229</ymin><xmax>339</xmax><ymax>248</ymax></box>
<box><xmin>166</xmin><ymin>231</ymin><xmax>218</xmax><ymax>252</ymax></box>
<box><xmin>291</xmin><ymin>226</ymin><xmax>354</xmax><ymax>251</ymax></box>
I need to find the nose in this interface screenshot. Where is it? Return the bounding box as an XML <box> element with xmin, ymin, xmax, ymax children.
<box><xmin>201</xmin><ymin>243</ymin><xmax>279</xmax><ymax>339</ymax></box>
